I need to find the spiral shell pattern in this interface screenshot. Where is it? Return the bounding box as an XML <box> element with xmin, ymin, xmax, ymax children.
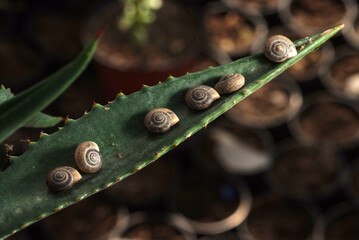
<box><xmin>46</xmin><ymin>166</ymin><xmax>81</xmax><ymax>192</ymax></box>
<box><xmin>145</xmin><ymin>108</ymin><xmax>179</xmax><ymax>134</ymax></box>
<box><xmin>75</xmin><ymin>141</ymin><xmax>102</xmax><ymax>173</ymax></box>
<box><xmin>264</xmin><ymin>35</ymin><xmax>297</xmax><ymax>63</ymax></box>
<box><xmin>185</xmin><ymin>85</ymin><xmax>220</xmax><ymax>110</ymax></box>
<box><xmin>215</xmin><ymin>73</ymin><xmax>245</xmax><ymax>95</ymax></box>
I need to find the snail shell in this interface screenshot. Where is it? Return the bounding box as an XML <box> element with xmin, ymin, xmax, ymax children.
<box><xmin>264</xmin><ymin>35</ymin><xmax>297</xmax><ymax>63</ymax></box>
<box><xmin>144</xmin><ymin>108</ymin><xmax>179</xmax><ymax>134</ymax></box>
<box><xmin>215</xmin><ymin>74</ymin><xmax>245</xmax><ymax>95</ymax></box>
<box><xmin>46</xmin><ymin>166</ymin><xmax>82</xmax><ymax>192</ymax></box>
<box><xmin>75</xmin><ymin>141</ymin><xmax>102</xmax><ymax>173</ymax></box>
<box><xmin>185</xmin><ymin>85</ymin><xmax>220</xmax><ymax>110</ymax></box>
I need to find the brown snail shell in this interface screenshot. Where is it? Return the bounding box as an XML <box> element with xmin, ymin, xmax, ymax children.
<box><xmin>75</xmin><ymin>141</ymin><xmax>102</xmax><ymax>173</ymax></box>
<box><xmin>264</xmin><ymin>35</ymin><xmax>297</xmax><ymax>63</ymax></box>
<box><xmin>144</xmin><ymin>108</ymin><xmax>179</xmax><ymax>134</ymax></box>
<box><xmin>185</xmin><ymin>85</ymin><xmax>220</xmax><ymax>110</ymax></box>
<box><xmin>46</xmin><ymin>166</ymin><xmax>82</xmax><ymax>192</ymax></box>
<box><xmin>215</xmin><ymin>74</ymin><xmax>245</xmax><ymax>95</ymax></box>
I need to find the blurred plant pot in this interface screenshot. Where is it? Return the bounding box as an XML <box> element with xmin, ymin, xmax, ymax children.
<box><xmin>238</xmin><ymin>192</ymin><xmax>317</xmax><ymax>240</ymax></box>
<box><xmin>345</xmin><ymin>159</ymin><xmax>359</xmax><ymax>204</ymax></box>
<box><xmin>187</xmin><ymin>48</ymin><xmax>232</xmax><ymax>74</ymax></box>
<box><xmin>0</xmin><ymin>37</ymin><xmax>46</xmax><ymax>93</ymax></box>
<box><xmin>170</xmin><ymin>173</ymin><xmax>252</xmax><ymax>235</ymax></box>
<box><xmin>222</xmin><ymin>0</ymin><xmax>281</xmax><ymax>16</ymax></box>
<box><xmin>55</xmin><ymin>67</ymin><xmax>107</xmax><ymax>119</ymax></box>
<box><xmin>200</xmin><ymin>231</ymin><xmax>240</xmax><ymax>240</ymax></box>
<box><xmin>82</xmin><ymin>0</ymin><xmax>201</xmax><ymax>99</ymax></box>
<box><xmin>226</xmin><ymin>76</ymin><xmax>303</xmax><ymax>128</ymax></box>
<box><xmin>43</xmin><ymin>196</ymin><xmax>129</xmax><ymax>240</ymax></box>
<box><xmin>279</xmin><ymin>0</ymin><xmax>357</xmax><ymax>36</ymax></box>
<box><xmin>268</xmin><ymin>140</ymin><xmax>346</xmax><ymax>202</ymax></box>
<box><xmin>99</xmin><ymin>157</ymin><xmax>178</xmax><ymax>208</ymax></box>
<box><xmin>194</xmin><ymin>116</ymin><xmax>274</xmax><ymax>176</ymax></box>
<box><xmin>289</xmin><ymin>92</ymin><xmax>359</xmax><ymax>148</ymax></box>
<box><xmin>343</xmin><ymin>16</ymin><xmax>359</xmax><ymax>50</ymax></box>
<box><xmin>202</xmin><ymin>2</ymin><xmax>268</xmax><ymax>59</ymax></box>
<box><xmin>313</xmin><ymin>202</ymin><xmax>359</xmax><ymax>240</ymax></box>
<box><xmin>26</xmin><ymin>9</ymin><xmax>83</xmax><ymax>65</ymax></box>
<box><xmin>108</xmin><ymin>211</ymin><xmax>197</xmax><ymax>240</ymax></box>
<box><xmin>321</xmin><ymin>47</ymin><xmax>359</xmax><ymax>102</ymax></box>
<box><xmin>268</xmin><ymin>26</ymin><xmax>335</xmax><ymax>82</ymax></box>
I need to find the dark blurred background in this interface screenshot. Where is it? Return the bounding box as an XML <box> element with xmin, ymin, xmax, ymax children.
<box><xmin>2</xmin><ymin>0</ymin><xmax>359</xmax><ymax>239</ymax></box>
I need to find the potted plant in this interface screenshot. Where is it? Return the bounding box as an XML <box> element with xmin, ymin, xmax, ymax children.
<box><xmin>82</xmin><ymin>0</ymin><xmax>202</xmax><ymax>98</ymax></box>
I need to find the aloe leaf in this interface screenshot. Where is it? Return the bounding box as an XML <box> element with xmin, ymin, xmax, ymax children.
<box><xmin>0</xmin><ymin>86</ymin><xmax>62</xmax><ymax>128</ymax></box>
<box><xmin>0</xmin><ymin>25</ymin><xmax>344</xmax><ymax>239</ymax></box>
<box><xmin>23</xmin><ymin>114</ymin><xmax>62</xmax><ymax>128</ymax></box>
<box><xmin>0</xmin><ymin>29</ymin><xmax>103</xmax><ymax>143</ymax></box>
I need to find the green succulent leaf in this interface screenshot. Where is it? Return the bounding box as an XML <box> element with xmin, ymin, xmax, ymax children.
<box><xmin>0</xmin><ymin>29</ymin><xmax>103</xmax><ymax>143</ymax></box>
<box><xmin>0</xmin><ymin>86</ymin><xmax>62</xmax><ymax>129</ymax></box>
<box><xmin>0</xmin><ymin>25</ymin><xmax>344</xmax><ymax>239</ymax></box>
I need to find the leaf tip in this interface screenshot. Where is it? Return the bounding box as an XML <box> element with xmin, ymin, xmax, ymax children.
<box><xmin>320</xmin><ymin>23</ymin><xmax>345</xmax><ymax>36</ymax></box>
<box><xmin>94</xmin><ymin>25</ymin><xmax>108</xmax><ymax>40</ymax></box>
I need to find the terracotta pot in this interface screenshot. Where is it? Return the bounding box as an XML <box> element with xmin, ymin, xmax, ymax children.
<box><xmin>313</xmin><ymin>202</ymin><xmax>359</xmax><ymax>240</ymax></box>
<box><xmin>226</xmin><ymin>76</ymin><xmax>303</xmax><ymax>128</ymax></box>
<box><xmin>289</xmin><ymin>92</ymin><xmax>359</xmax><ymax>148</ymax></box>
<box><xmin>345</xmin><ymin>159</ymin><xmax>359</xmax><ymax>204</ymax></box>
<box><xmin>108</xmin><ymin>211</ymin><xmax>197</xmax><ymax>240</ymax></box>
<box><xmin>170</xmin><ymin>173</ymin><xmax>252</xmax><ymax>235</ymax></box>
<box><xmin>199</xmin><ymin>231</ymin><xmax>240</xmax><ymax>240</ymax></box>
<box><xmin>238</xmin><ymin>192</ymin><xmax>317</xmax><ymax>240</ymax></box>
<box><xmin>278</xmin><ymin>0</ymin><xmax>357</xmax><ymax>36</ymax></box>
<box><xmin>193</xmin><ymin>116</ymin><xmax>274</xmax><ymax>176</ymax></box>
<box><xmin>82</xmin><ymin>0</ymin><xmax>202</xmax><ymax>99</ymax></box>
<box><xmin>43</xmin><ymin>196</ymin><xmax>129</xmax><ymax>240</ymax></box>
<box><xmin>202</xmin><ymin>2</ymin><xmax>268</xmax><ymax>59</ymax></box>
<box><xmin>54</xmin><ymin>66</ymin><xmax>107</xmax><ymax>119</ymax></box>
<box><xmin>267</xmin><ymin>140</ymin><xmax>347</xmax><ymax>202</ymax></box>
<box><xmin>343</xmin><ymin>15</ymin><xmax>359</xmax><ymax>50</ymax></box>
<box><xmin>99</xmin><ymin>156</ymin><xmax>179</xmax><ymax>208</ymax></box>
<box><xmin>222</xmin><ymin>0</ymin><xmax>282</xmax><ymax>16</ymax></box>
<box><xmin>320</xmin><ymin>46</ymin><xmax>359</xmax><ymax>102</ymax></box>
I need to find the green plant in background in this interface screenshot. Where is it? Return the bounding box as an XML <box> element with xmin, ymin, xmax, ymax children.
<box><xmin>118</xmin><ymin>0</ymin><xmax>163</xmax><ymax>45</ymax></box>
<box><xmin>0</xmin><ymin>24</ymin><xmax>344</xmax><ymax>239</ymax></box>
